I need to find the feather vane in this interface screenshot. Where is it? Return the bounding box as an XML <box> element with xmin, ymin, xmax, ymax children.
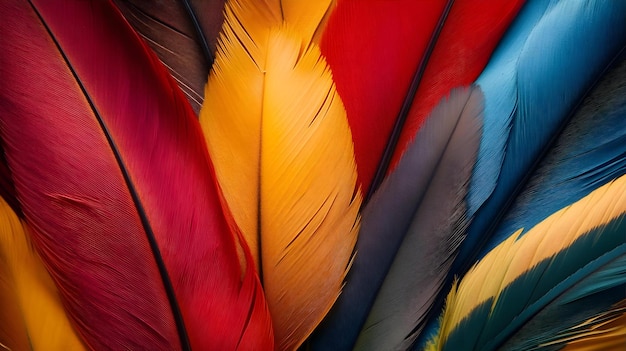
<box><xmin>0</xmin><ymin>197</ymin><xmax>85</xmax><ymax>351</ymax></box>
<box><xmin>427</xmin><ymin>174</ymin><xmax>626</xmax><ymax>350</ymax></box>
<box><xmin>199</xmin><ymin>0</ymin><xmax>361</xmax><ymax>349</ymax></box>
<box><xmin>0</xmin><ymin>0</ymin><xmax>273</xmax><ymax>349</ymax></box>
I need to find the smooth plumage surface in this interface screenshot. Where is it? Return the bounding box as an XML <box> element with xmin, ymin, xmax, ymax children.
<box><xmin>199</xmin><ymin>0</ymin><xmax>360</xmax><ymax>349</ymax></box>
<box><xmin>1</xmin><ymin>0</ymin><xmax>625</xmax><ymax>350</ymax></box>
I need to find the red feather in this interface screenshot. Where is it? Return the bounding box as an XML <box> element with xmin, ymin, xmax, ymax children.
<box><xmin>321</xmin><ymin>0</ymin><xmax>524</xmax><ymax>195</ymax></box>
<box><xmin>389</xmin><ymin>0</ymin><xmax>525</xmax><ymax>171</ymax></box>
<box><xmin>320</xmin><ymin>0</ymin><xmax>448</xmax><ymax>193</ymax></box>
<box><xmin>0</xmin><ymin>0</ymin><xmax>273</xmax><ymax>349</ymax></box>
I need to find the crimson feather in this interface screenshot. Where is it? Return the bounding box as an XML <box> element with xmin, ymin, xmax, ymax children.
<box><xmin>0</xmin><ymin>0</ymin><xmax>272</xmax><ymax>349</ymax></box>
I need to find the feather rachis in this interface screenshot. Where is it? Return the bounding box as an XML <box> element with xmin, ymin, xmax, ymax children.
<box><xmin>200</xmin><ymin>1</ymin><xmax>361</xmax><ymax>349</ymax></box>
<box><xmin>1</xmin><ymin>0</ymin><xmax>274</xmax><ymax>349</ymax></box>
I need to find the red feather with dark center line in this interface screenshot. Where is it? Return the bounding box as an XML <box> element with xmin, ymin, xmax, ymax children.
<box><xmin>321</xmin><ymin>0</ymin><xmax>524</xmax><ymax>195</ymax></box>
<box><xmin>0</xmin><ymin>0</ymin><xmax>273</xmax><ymax>350</ymax></box>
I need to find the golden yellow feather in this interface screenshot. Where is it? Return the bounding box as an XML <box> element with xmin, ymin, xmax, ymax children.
<box><xmin>199</xmin><ymin>0</ymin><xmax>361</xmax><ymax>349</ymax></box>
<box><xmin>0</xmin><ymin>198</ymin><xmax>84</xmax><ymax>351</ymax></box>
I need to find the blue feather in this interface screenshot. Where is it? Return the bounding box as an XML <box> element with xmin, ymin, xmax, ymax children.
<box><xmin>458</xmin><ymin>0</ymin><xmax>626</xmax><ymax>274</ymax></box>
<box><xmin>417</xmin><ymin>1</ymin><xmax>626</xmax><ymax>347</ymax></box>
<box><xmin>482</xmin><ymin>54</ymin><xmax>626</xmax><ymax>256</ymax></box>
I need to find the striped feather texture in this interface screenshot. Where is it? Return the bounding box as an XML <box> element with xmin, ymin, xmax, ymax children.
<box><xmin>426</xmin><ymin>174</ymin><xmax>626</xmax><ymax>351</ymax></box>
<box><xmin>0</xmin><ymin>0</ymin><xmax>273</xmax><ymax>349</ymax></box>
<box><xmin>199</xmin><ymin>0</ymin><xmax>360</xmax><ymax>349</ymax></box>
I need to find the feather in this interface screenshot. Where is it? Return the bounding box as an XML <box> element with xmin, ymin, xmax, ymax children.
<box><xmin>387</xmin><ymin>0</ymin><xmax>525</xmax><ymax>178</ymax></box>
<box><xmin>0</xmin><ymin>0</ymin><xmax>272</xmax><ymax>349</ymax></box>
<box><xmin>426</xmin><ymin>174</ymin><xmax>626</xmax><ymax>351</ymax></box>
<box><xmin>451</xmin><ymin>0</ymin><xmax>626</xmax><ymax>286</ymax></box>
<box><xmin>318</xmin><ymin>0</ymin><xmax>448</xmax><ymax>193</ymax></box>
<box><xmin>559</xmin><ymin>303</ymin><xmax>626</xmax><ymax>351</ymax></box>
<box><xmin>0</xmin><ymin>149</ymin><xmax>20</xmax><ymax>217</ymax></box>
<box><xmin>199</xmin><ymin>0</ymin><xmax>361</xmax><ymax>349</ymax></box>
<box><xmin>310</xmin><ymin>86</ymin><xmax>483</xmax><ymax>350</ymax></box>
<box><xmin>320</xmin><ymin>0</ymin><xmax>523</xmax><ymax>196</ymax></box>
<box><xmin>417</xmin><ymin>2</ymin><xmax>626</xmax><ymax>347</ymax></box>
<box><xmin>481</xmin><ymin>52</ymin><xmax>626</xmax><ymax>257</ymax></box>
<box><xmin>0</xmin><ymin>197</ymin><xmax>85</xmax><ymax>351</ymax></box>
<box><xmin>113</xmin><ymin>0</ymin><xmax>226</xmax><ymax>114</ymax></box>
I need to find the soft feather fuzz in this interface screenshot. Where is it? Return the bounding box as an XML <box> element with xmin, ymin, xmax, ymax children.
<box><xmin>427</xmin><ymin>174</ymin><xmax>626</xmax><ymax>350</ymax></box>
<box><xmin>0</xmin><ymin>197</ymin><xmax>84</xmax><ymax>351</ymax></box>
<box><xmin>199</xmin><ymin>0</ymin><xmax>361</xmax><ymax>349</ymax></box>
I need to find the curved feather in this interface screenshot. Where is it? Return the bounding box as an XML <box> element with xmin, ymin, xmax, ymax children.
<box><xmin>386</xmin><ymin>0</ymin><xmax>524</xmax><ymax>183</ymax></box>
<box><xmin>417</xmin><ymin>3</ymin><xmax>626</xmax><ymax>347</ymax></box>
<box><xmin>481</xmin><ymin>53</ymin><xmax>626</xmax><ymax>256</ymax></box>
<box><xmin>320</xmin><ymin>0</ymin><xmax>523</xmax><ymax>196</ymax></box>
<box><xmin>311</xmin><ymin>87</ymin><xmax>483</xmax><ymax>350</ymax></box>
<box><xmin>0</xmin><ymin>0</ymin><xmax>273</xmax><ymax>349</ymax></box>
<box><xmin>452</xmin><ymin>0</ymin><xmax>626</xmax><ymax>287</ymax></box>
<box><xmin>426</xmin><ymin>174</ymin><xmax>626</xmax><ymax>351</ymax></box>
<box><xmin>113</xmin><ymin>0</ymin><xmax>226</xmax><ymax>114</ymax></box>
<box><xmin>0</xmin><ymin>197</ymin><xmax>85</xmax><ymax>351</ymax></box>
<box><xmin>319</xmin><ymin>0</ymin><xmax>448</xmax><ymax>193</ymax></box>
<box><xmin>199</xmin><ymin>0</ymin><xmax>361</xmax><ymax>349</ymax></box>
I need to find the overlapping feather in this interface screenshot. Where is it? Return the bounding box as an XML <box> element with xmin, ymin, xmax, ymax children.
<box><xmin>114</xmin><ymin>0</ymin><xmax>226</xmax><ymax>113</ymax></box>
<box><xmin>311</xmin><ymin>87</ymin><xmax>483</xmax><ymax>350</ymax></box>
<box><xmin>199</xmin><ymin>0</ymin><xmax>360</xmax><ymax>349</ymax></box>
<box><xmin>426</xmin><ymin>174</ymin><xmax>626</xmax><ymax>350</ymax></box>
<box><xmin>320</xmin><ymin>0</ymin><xmax>523</xmax><ymax>195</ymax></box>
<box><xmin>0</xmin><ymin>0</ymin><xmax>272</xmax><ymax>349</ymax></box>
<box><xmin>0</xmin><ymin>197</ymin><xmax>84</xmax><ymax>351</ymax></box>
<box><xmin>454</xmin><ymin>0</ymin><xmax>626</xmax><ymax>275</ymax></box>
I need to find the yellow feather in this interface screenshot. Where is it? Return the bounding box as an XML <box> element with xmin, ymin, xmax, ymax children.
<box><xmin>0</xmin><ymin>198</ymin><xmax>85</xmax><ymax>351</ymax></box>
<box><xmin>428</xmin><ymin>175</ymin><xmax>626</xmax><ymax>349</ymax></box>
<box><xmin>199</xmin><ymin>1</ymin><xmax>361</xmax><ymax>349</ymax></box>
<box><xmin>541</xmin><ymin>300</ymin><xmax>626</xmax><ymax>350</ymax></box>
<box><xmin>559</xmin><ymin>306</ymin><xmax>626</xmax><ymax>351</ymax></box>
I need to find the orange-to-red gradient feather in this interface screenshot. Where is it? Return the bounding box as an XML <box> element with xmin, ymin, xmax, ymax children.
<box><xmin>0</xmin><ymin>0</ymin><xmax>273</xmax><ymax>349</ymax></box>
